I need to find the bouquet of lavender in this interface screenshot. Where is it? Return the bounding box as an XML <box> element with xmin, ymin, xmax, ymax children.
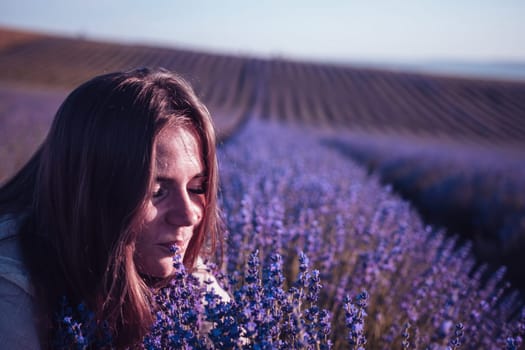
<box><xmin>56</xmin><ymin>248</ymin><xmax>334</xmax><ymax>349</ymax></box>
<box><xmin>142</xmin><ymin>247</ymin><xmax>209</xmax><ymax>349</ymax></box>
<box><xmin>149</xmin><ymin>249</ymin><xmax>334</xmax><ymax>349</ymax></box>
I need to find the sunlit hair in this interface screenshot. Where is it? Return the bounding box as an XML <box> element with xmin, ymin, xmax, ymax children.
<box><xmin>0</xmin><ymin>68</ymin><xmax>221</xmax><ymax>347</ymax></box>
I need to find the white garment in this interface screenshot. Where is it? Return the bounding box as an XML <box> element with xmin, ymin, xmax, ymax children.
<box><xmin>193</xmin><ymin>256</ymin><xmax>231</xmax><ymax>303</ymax></box>
<box><xmin>0</xmin><ymin>215</ymin><xmax>40</xmax><ymax>349</ymax></box>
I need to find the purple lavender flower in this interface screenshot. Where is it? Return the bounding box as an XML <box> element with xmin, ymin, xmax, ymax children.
<box><xmin>54</xmin><ymin>296</ymin><xmax>112</xmax><ymax>349</ymax></box>
<box><xmin>343</xmin><ymin>291</ymin><xmax>368</xmax><ymax>350</ymax></box>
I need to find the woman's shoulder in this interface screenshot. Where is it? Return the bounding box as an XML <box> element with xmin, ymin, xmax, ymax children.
<box><xmin>192</xmin><ymin>257</ymin><xmax>231</xmax><ymax>303</ymax></box>
<box><xmin>0</xmin><ymin>274</ymin><xmax>40</xmax><ymax>348</ymax></box>
<box><xmin>0</xmin><ymin>214</ymin><xmax>39</xmax><ymax>348</ymax></box>
<box><xmin>0</xmin><ymin>213</ymin><xmax>33</xmax><ymax>296</ymax></box>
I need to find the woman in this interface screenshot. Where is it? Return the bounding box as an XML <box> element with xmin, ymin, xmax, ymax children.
<box><xmin>0</xmin><ymin>68</ymin><xmax>229</xmax><ymax>348</ymax></box>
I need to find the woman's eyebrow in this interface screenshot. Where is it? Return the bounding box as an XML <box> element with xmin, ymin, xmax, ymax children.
<box><xmin>154</xmin><ymin>171</ymin><xmax>207</xmax><ymax>183</ymax></box>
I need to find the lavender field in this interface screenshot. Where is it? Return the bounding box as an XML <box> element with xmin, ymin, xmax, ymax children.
<box><xmin>216</xmin><ymin>121</ymin><xmax>524</xmax><ymax>349</ymax></box>
<box><xmin>322</xmin><ymin>132</ymin><xmax>525</xmax><ymax>292</ymax></box>
<box><xmin>0</xmin><ymin>83</ymin><xmax>65</xmax><ymax>182</ymax></box>
<box><xmin>1</xmin><ymin>27</ymin><xmax>525</xmax><ymax>348</ymax></box>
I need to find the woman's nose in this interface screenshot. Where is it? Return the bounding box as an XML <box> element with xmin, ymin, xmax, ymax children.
<box><xmin>165</xmin><ymin>191</ymin><xmax>202</xmax><ymax>227</ymax></box>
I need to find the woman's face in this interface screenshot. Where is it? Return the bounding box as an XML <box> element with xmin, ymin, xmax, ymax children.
<box><xmin>134</xmin><ymin>125</ymin><xmax>206</xmax><ymax>278</ymax></box>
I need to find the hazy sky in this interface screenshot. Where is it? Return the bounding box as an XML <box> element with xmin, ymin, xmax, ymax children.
<box><xmin>1</xmin><ymin>0</ymin><xmax>524</xmax><ymax>64</ymax></box>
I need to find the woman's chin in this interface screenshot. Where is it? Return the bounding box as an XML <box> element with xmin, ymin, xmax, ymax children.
<box><xmin>156</xmin><ymin>259</ymin><xmax>177</xmax><ymax>278</ymax></box>
<box><xmin>140</xmin><ymin>259</ymin><xmax>176</xmax><ymax>279</ymax></box>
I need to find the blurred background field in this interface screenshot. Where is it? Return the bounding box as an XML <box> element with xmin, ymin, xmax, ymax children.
<box><xmin>1</xmin><ymin>1</ymin><xmax>525</xmax><ymax>346</ymax></box>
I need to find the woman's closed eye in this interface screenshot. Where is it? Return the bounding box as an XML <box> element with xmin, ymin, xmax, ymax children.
<box><xmin>152</xmin><ymin>185</ymin><xmax>168</xmax><ymax>200</ymax></box>
<box><xmin>188</xmin><ymin>186</ymin><xmax>206</xmax><ymax>195</ymax></box>
<box><xmin>151</xmin><ymin>178</ymin><xmax>206</xmax><ymax>200</ymax></box>
<box><xmin>188</xmin><ymin>179</ymin><xmax>207</xmax><ymax>195</ymax></box>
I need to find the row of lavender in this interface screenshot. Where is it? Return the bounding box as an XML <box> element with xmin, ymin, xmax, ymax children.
<box><xmin>320</xmin><ymin>132</ymin><xmax>525</xmax><ymax>293</ymax></box>
<box><xmin>217</xmin><ymin>121</ymin><xmax>524</xmax><ymax>349</ymax></box>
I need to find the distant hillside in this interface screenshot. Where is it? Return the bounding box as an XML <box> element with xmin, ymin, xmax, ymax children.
<box><xmin>0</xmin><ymin>26</ymin><xmax>47</xmax><ymax>50</ymax></box>
<box><xmin>357</xmin><ymin>60</ymin><xmax>525</xmax><ymax>83</ymax></box>
<box><xmin>1</xmin><ymin>26</ymin><xmax>524</xmax><ymax>146</ymax></box>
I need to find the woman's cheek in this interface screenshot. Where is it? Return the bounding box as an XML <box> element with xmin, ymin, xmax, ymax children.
<box><xmin>143</xmin><ymin>202</ymin><xmax>159</xmax><ymax>223</ymax></box>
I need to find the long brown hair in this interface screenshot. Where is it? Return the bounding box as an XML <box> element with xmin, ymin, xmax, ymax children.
<box><xmin>0</xmin><ymin>68</ymin><xmax>221</xmax><ymax>348</ymax></box>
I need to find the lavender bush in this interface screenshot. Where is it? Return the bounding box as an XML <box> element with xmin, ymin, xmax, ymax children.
<box><xmin>321</xmin><ymin>132</ymin><xmax>525</xmax><ymax>257</ymax></box>
<box><xmin>218</xmin><ymin>120</ymin><xmax>524</xmax><ymax>349</ymax></box>
<box><xmin>56</xmin><ymin>247</ymin><xmax>333</xmax><ymax>349</ymax></box>
<box><xmin>143</xmin><ymin>247</ymin><xmax>332</xmax><ymax>349</ymax></box>
<box><xmin>321</xmin><ymin>131</ymin><xmax>525</xmax><ymax>298</ymax></box>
